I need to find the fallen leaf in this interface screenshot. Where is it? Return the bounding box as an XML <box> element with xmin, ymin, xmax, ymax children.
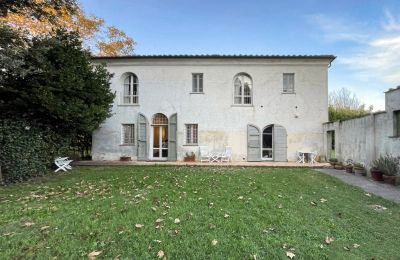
<box><xmin>365</xmin><ymin>193</ymin><xmax>371</xmax><ymax>197</ymax></box>
<box><xmin>88</xmin><ymin>251</ymin><xmax>102</xmax><ymax>259</ymax></box>
<box><xmin>209</xmin><ymin>223</ymin><xmax>216</xmax><ymax>229</ymax></box>
<box><xmin>224</xmin><ymin>214</ymin><xmax>230</xmax><ymax>218</ymax></box>
<box><xmin>278</xmin><ymin>204</ymin><xmax>283</xmax><ymax>209</ymax></box>
<box><xmin>286</xmin><ymin>251</ymin><xmax>295</xmax><ymax>259</ymax></box>
<box><xmin>135</xmin><ymin>224</ymin><xmax>144</xmax><ymax>229</ymax></box>
<box><xmin>320</xmin><ymin>198</ymin><xmax>327</xmax><ymax>203</ymax></box>
<box><xmin>3</xmin><ymin>232</ymin><xmax>15</xmax><ymax>237</ymax></box>
<box><xmin>151</xmin><ymin>207</ymin><xmax>157</xmax><ymax>211</ymax></box>
<box><xmin>157</xmin><ymin>250</ymin><xmax>165</xmax><ymax>258</ymax></box>
<box><xmin>278</xmin><ymin>195</ymin><xmax>283</xmax><ymax>198</ymax></box>
<box><xmin>40</xmin><ymin>226</ymin><xmax>50</xmax><ymax>231</ymax></box>
<box><xmin>282</xmin><ymin>243</ymin><xmax>287</xmax><ymax>249</ymax></box>
<box><xmin>23</xmin><ymin>222</ymin><xmax>35</xmax><ymax>227</ymax></box>
<box><xmin>343</xmin><ymin>246</ymin><xmax>350</xmax><ymax>251</ymax></box>
<box><xmin>252</xmin><ymin>254</ymin><xmax>257</xmax><ymax>260</ymax></box>
<box><xmin>174</xmin><ymin>218</ymin><xmax>180</xmax><ymax>224</ymax></box>
<box><xmin>238</xmin><ymin>196</ymin><xmax>244</xmax><ymax>200</ymax></box>
<box><xmin>353</xmin><ymin>243</ymin><xmax>360</xmax><ymax>248</ymax></box>
<box><xmin>155</xmin><ymin>218</ymin><xmax>164</xmax><ymax>224</ymax></box>
<box><xmin>325</xmin><ymin>236</ymin><xmax>335</xmax><ymax>244</ymax></box>
<box><xmin>310</xmin><ymin>201</ymin><xmax>317</xmax><ymax>206</ymax></box>
<box><xmin>153</xmin><ymin>240</ymin><xmax>162</xmax><ymax>243</ymax></box>
<box><xmin>212</xmin><ymin>239</ymin><xmax>218</xmax><ymax>246</ymax></box>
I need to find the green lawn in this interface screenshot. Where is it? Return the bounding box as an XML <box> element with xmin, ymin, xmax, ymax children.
<box><xmin>0</xmin><ymin>166</ymin><xmax>399</xmax><ymax>259</ymax></box>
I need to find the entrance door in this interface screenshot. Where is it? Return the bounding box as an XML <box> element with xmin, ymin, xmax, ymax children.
<box><xmin>262</xmin><ymin>126</ymin><xmax>273</xmax><ymax>160</ymax></box>
<box><xmin>152</xmin><ymin>113</ymin><xmax>168</xmax><ymax>160</ymax></box>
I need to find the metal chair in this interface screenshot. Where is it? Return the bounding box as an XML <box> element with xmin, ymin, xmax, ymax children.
<box><xmin>221</xmin><ymin>146</ymin><xmax>232</xmax><ymax>162</ymax></box>
<box><xmin>199</xmin><ymin>146</ymin><xmax>211</xmax><ymax>162</ymax></box>
<box><xmin>54</xmin><ymin>157</ymin><xmax>73</xmax><ymax>172</ymax></box>
<box><xmin>296</xmin><ymin>151</ymin><xmax>305</xmax><ymax>163</ymax></box>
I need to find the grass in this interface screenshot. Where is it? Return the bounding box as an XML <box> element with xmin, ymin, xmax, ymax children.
<box><xmin>0</xmin><ymin>166</ymin><xmax>399</xmax><ymax>259</ymax></box>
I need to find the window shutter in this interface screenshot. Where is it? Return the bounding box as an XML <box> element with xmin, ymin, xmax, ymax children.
<box><xmin>273</xmin><ymin>124</ymin><xmax>287</xmax><ymax>162</ymax></box>
<box><xmin>247</xmin><ymin>124</ymin><xmax>261</xmax><ymax>161</ymax></box>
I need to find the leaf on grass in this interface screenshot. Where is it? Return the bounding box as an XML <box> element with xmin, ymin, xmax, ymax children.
<box><xmin>40</xmin><ymin>226</ymin><xmax>50</xmax><ymax>231</ymax></box>
<box><xmin>208</xmin><ymin>202</ymin><xmax>214</xmax><ymax>208</ymax></box>
<box><xmin>153</xmin><ymin>240</ymin><xmax>162</xmax><ymax>243</ymax></box>
<box><xmin>174</xmin><ymin>218</ymin><xmax>180</xmax><ymax>224</ymax></box>
<box><xmin>209</xmin><ymin>223</ymin><xmax>216</xmax><ymax>229</ymax></box>
<box><xmin>212</xmin><ymin>239</ymin><xmax>218</xmax><ymax>246</ymax></box>
<box><xmin>157</xmin><ymin>250</ymin><xmax>165</xmax><ymax>258</ymax></box>
<box><xmin>343</xmin><ymin>246</ymin><xmax>350</xmax><ymax>251</ymax></box>
<box><xmin>278</xmin><ymin>204</ymin><xmax>283</xmax><ymax>209</ymax></box>
<box><xmin>353</xmin><ymin>243</ymin><xmax>360</xmax><ymax>248</ymax></box>
<box><xmin>88</xmin><ymin>251</ymin><xmax>102</xmax><ymax>259</ymax></box>
<box><xmin>238</xmin><ymin>196</ymin><xmax>244</xmax><ymax>200</ymax></box>
<box><xmin>365</xmin><ymin>193</ymin><xmax>371</xmax><ymax>197</ymax></box>
<box><xmin>278</xmin><ymin>195</ymin><xmax>283</xmax><ymax>198</ymax></box>
<box><xmin>310</xmin><ymin>201</ymin><xmax>317</xmax><ymax>206</ymax></box>
<box><xmin>325</xmin><ymin>236</ymin><xmax>335</xmax><ymax>244</ymax></box>
<box><xmin>320</xmin><ymin>198</ymin><xmax>327</xmax><ymax>203</ymax></box>
<box><xmin>3</xmin><ymin>232</ymin><xmax>15</xmax><ymax>237</ymax></box>
<box><xmin>23</xmin><ymin>222</ymin><xmax>35</xmax><ymax>227</ymax></box>
<box><xmin>224</xmin><ymin>214</ymin><xmax>230</xmax><ymax>218</ymax></box>
<box><xmin>282</xmin><ymin>243</ymin><xmax>287</xmax><ymax>249</ymax></box>
<box><xmin>252</xmin><ymin>254</ymin><xmax>257</xmax><ymax>260</ymax></box>
<box><xmin>151</xmin><ymin>207</ymin><xmax>157</xmax><ymax>212</ymax></box>
<box><xmin>135</xmin><ymin>224</ymin><xmax>144</xmax><ymax>229</ymax></box>
<box><xmin>155</xmin><ymin>218</ymin><xmax>164</xmax><ymax>224</ymax></box>
<box><xmin>286</xmin><ymin>251</ymin><xmax>295</xmax><ymax>259</ymax></box>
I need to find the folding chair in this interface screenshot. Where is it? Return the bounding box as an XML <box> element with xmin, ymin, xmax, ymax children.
<box><xmin>296</xmin><ymin>151</ymin><xmax>305</xmax><ymax>163</ymax></box>
<box><xmin>54</xmin><ymin>157</ymin><xmax>73</xmax><ymax>172</ymax></box>
<box><xmin>221</xmin><ymin>146</ymin><xmax>232</xmax><ymax>162</ymax></box>
<box><xmin>199</xmin><ymin>146</ymin><xmax>211</xmax><ymax>162</ymax></box>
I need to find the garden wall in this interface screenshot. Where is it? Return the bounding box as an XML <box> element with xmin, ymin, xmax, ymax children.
<box><xmin>323</xmin><ymin>87</ymin><xmax>400</xmax><ymax>167</ymax></box>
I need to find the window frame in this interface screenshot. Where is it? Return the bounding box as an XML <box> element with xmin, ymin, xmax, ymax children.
<box><xmin>122</xmin><ymin>74</ymin><xmax>139</xmax><ymax>105</ymax></box>
<box><xmin>121</xmin><ymin>124</ymin><xmax>135</xmax><ymax>145</ymax></box>
<box><xmin>282</xmin><ymin>73</ymin><xmax>295</xmax><ymax>94</ymax></box>
<box><xmin>232</xmin><ymin>73</ymin><xmax>253</xmax><ymax>106</ymax></box>
<box><xmin>191</xmin><ymin>73</ymin><xmax>204</xmax><ymax>93</ymax></box>
<box><xmin>185</xmin><ymin>124</ymin><xmax>198</xmax><ymax>145</ymax></box>
<box><xmin>394</xmin><ymin>110</ymin><xmax>400</xmax><ymax>137</ymax></box>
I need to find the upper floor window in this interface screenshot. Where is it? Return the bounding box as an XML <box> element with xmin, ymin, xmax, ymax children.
<box><xmin>123</xmin><ymin>74</ymin><xmax>138</xmax><ymax>104</ymax></box>
<box><xmin>233</xmin><ymin>73</ymin><xmax>252</xmax><ymax>105</ymax></box>
<box><xmin>283</xmin><ymin>73</ymin><xmax>295</xmax><ymax>93</ymax></box>
<box><xmin>192</xmin><ymin>73</ymin><xmax>203</xmax><ymax>93</ymax></box>
<box><xmin>121</xmin><ymin>124</ymin><xmax>135</xmax><ymax>145</ymax></box>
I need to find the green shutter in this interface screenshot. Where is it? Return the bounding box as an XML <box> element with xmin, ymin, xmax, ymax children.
<box><xmin>137</xmin><ymin>113</ymin><xmax>148</xmax><ymax>160</ymax></box>
<box><xmin>168</xmin><ymin>113</ymin><xmax>177</xmax><ymax>161</ymax></box>
<box><xmin>247</xmin><ymin>124</ymin><xmax>261</xmax><ymax>161</ymax></box>
<box><xmin>273</xmin><ymin>124</ymin><xmax>287</xmax><ymax>162</ymax></box>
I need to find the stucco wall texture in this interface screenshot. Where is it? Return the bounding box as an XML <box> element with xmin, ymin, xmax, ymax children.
<box><xmin>91</xmin><ymin>57</ymin><xmax>332</xmax><ymax>161</ymax></box>
<box><xmin>323</xmin><ymin>87</ymin><xmax>400</xmax><ymax>167</ymax></box>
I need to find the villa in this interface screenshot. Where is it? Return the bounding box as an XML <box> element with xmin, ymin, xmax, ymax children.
<box><xmin>91</xmin><ymin>54</ymin><xmax>336</xmax><ymax>162</ymax></box>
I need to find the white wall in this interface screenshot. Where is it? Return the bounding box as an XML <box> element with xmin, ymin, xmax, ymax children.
<box><xmin>92</xmin><ymin>57</ymin><xmax>331</xmax><ymax>161</ymax></box>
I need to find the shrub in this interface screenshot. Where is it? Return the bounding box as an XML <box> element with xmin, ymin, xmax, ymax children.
<box><xmin>0</xmin><ymin>118</ymin><xmax>69</xmax><ymax>183</ymax></box>
<box><xmin>373</xmin><ymin>154</ymin><xmax>399</xmax><ymax>176</ymax></box>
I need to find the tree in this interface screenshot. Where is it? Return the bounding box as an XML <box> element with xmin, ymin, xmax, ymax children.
<box><xmin>328</xmin><ymin>88</ymin><xmax>373</xmax><ymax>122</ymax></box>
<box><xmin>0</xmin><ymin>0</ymin><xmax>135</xmax><ymax>56</ymax></box>
<box><xmin>0</xmin><ymin>29</ymin><xmax>115</xmax><ymax>135</ymax></box>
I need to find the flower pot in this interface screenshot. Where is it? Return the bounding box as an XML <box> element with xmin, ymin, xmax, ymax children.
<box><xmin>184</xmin><ymin>157</ymin><xmax>195</xmax><ymax>162</ymax></box>
<box><xmin>345</xmin><ymin>165</ymin><xmax>353</xmax><ymax>173</ymax></box>
<box><xmin>120</xmin><ymin>156</ymin><xmax>131</xmax><ymax>161</ymax></box>
<box><xmin>382</xmin><ymin>175</ymin><xmax>397</xmax><ymax>185</ymax></box>
<box><xmin>334</xmin><ymin>165</ymin><xmax>344</xmax><ymax>170</ymax></box>
<box><xmin>370</xmin><ymin>169</ymin><xmax>384</xmax><ymax>181</ymax></box>
<box><xmin>353</xmin><ymin>167</ymin><xmax>366</xmax><ymax>176</ymax></box>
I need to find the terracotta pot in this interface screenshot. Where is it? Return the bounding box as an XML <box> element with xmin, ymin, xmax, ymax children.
<box><xmin>345</xmin><ymin>165</ymin><xmax>353</xmax><ymax>173</ymax></box>
<box><xmin>120</xmin><ymin>156</ymin><xmax>131</xmax><ymax>161</ymax></box>
<box><xmin>370</xmin><ymin>169</ymin><xmax>384</xmax><ymax>181</ymax></box>
<box><xmin>353</xmin><ymin>167</ymin><xmax>366</xmax><ymax>176</ymax></box>
<box><xmin>184</xmin><ymin>156</ymin><xmax>195</xmax><ymax>162</ymax></box>
<box><xmin>382</xmin><ymin>175</ymin><xmax>397</xmax><ymax>185</ymax></box>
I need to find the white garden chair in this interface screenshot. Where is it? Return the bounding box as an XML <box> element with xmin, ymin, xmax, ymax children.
<box><xmin>199</xmin><ymin>146</ymin><xmax>211</xmax><ymax>162</ymax></box>
<box><xmin>310</xmin><ymin>152</ymin><xmax>317</xmax><ymax>164</ymax></box>
<box><xmin>221</xmin><ymin>146</ymin><xmax>232</xmax><ymax>162</ymax></box>
<box><xmin>54</xmin><ymin>157</ymin><xmax>73</xmax><ymax>172</ymax></box>
<box><xmin>296</xmin><ymin>151</ymin><xmax>305</xmax><ymax>163</ymax></box>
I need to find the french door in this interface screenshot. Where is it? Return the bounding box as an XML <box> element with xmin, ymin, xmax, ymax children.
<box><xmin>152</xmin><ymin>125</ymin><xmax>168</xmax><ymax>159</ymax></box>
<box><xmin>262</xmin><ymin>126</ymin><xmax>273</xmax><ymax>160</ymax></box>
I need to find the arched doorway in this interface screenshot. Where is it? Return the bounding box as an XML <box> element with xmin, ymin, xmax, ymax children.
<box><xmin>151</xmin><ymin>113</ymin><xmax>168</xmax><ymax>160</ymax></box>
<box><xmin>262</xmin><ymin>125</ymin><xmax>273</xmax><ymax>160</ymax></box>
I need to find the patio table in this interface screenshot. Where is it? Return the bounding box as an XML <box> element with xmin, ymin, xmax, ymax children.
<box><xmin>210</xmin><ymin>152</ymin><xmax>222</xmax><ymax>162</ymax></box>
<box><xmin>299</xmin><ymin>151</ymin><xmax>316</xmax><ymax>164</ymax></box>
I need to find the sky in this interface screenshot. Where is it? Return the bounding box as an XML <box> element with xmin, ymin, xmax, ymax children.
<box><xmin>80</xmin><ymin>0</ymin><xmax>400</xmax><ymax>111</ymax></box>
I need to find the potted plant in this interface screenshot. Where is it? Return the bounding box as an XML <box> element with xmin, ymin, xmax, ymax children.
<box><xmin>379</xmin><ymin>154</ymin><xmax>399</xmax><ymax>185</ymax></box>
<box><xmin>370</xmin><ymin>157</ymin><xmax>385</xmax><ymax>181</ymax></box>
<box><xmin>353</xmin><ymin>163</ymin><xmax>366</xmax><ymax>176</ymax></box>
<box><xmin>334</xmin><ymin>162</ymin><xmax>344</xmax><ymax>170</ymax></box>
<box><xmin>184</xmin><ymin>152</ymin><xmax>196</xmax><ymax>162</ymax></box>
<box><xmin>120</xmin><ymin>155</ymin><xmax>131</xmax><ymax>161</ymax></box>
<box><xmin>329</xmin><ymin>158</ymin><xmax>338</xmax><ymax>166</ymax></box>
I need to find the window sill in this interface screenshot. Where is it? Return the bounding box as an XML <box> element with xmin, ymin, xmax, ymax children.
<box><xmin>231</xmin><ymin>104</ymin><xmax>253</xmax><ymax>107</ymax></box>
<box><xmin>120</xmin><ymin>144</ymin><xmax>136</xmax><ymax>146</ymax></box>
<box><xmin>388</xmin><ymin>135</ymin><xmax>400</xmax><ymax>138</ymax></box>
<box><xmin>190</xmin><ymin>92</ymin><xmax>205</xmax><ymax>94</ymax></box>
<box><xmin>117</xmin><ymin>104</ymin><xmax>140</xmax><ymax>106</ymax></box>
<box><xmin>183</xmin><ymin>144</ymin><xmax>199</xmax><ymax>146</ymax></box>
<box><xmin>281</xmin><ymin>92</ymin><xmax>296</xmax><ymax>94</ymax></box>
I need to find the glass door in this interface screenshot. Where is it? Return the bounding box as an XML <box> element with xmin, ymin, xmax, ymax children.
<box><xmin>152</xmin><ymin>125</ymin><xmax>168</xmax><ymax>159</ymax></box>
<box><xmin>262</xmin><ymin>126</ymin><xmax>273</xmax><ymax>160</ymax></box>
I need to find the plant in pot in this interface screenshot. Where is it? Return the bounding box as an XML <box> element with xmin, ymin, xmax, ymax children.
<box><xmin>329</xmin><ymin>158</ymin><xmax>338</xmax><ymax>167</ymax></box>
<box><xmin>379</xmin><ymin>154</ymin><xmax>399</xmax><ymax>185</ymax></box>
<box><xmin>184</xmin><ymin>152</ymin><xmax>196</xmax><ymax>162</ymax></box>
<box><xmin>353</xmin><ymin>163</ymin><xmax>366</xmax><ymax>176</ymax></box>
<box><xmin>370</xmin><ymin>157</ymin><xmax>385</xmax><ymax>181</ymax></box>
<box><xmin>344</xmin><ymin>159</ymin><xmax>353</xmax><ymax>173</ymax></box>
<box><xmin>120</xmin><ymin>155</ymin><xmax>131</xmax><ymax>161</ymax></box>
<box><xmin>334</xmin><ymin>161</ymin><xmax>344</xmax><ymax>170</ymax></box>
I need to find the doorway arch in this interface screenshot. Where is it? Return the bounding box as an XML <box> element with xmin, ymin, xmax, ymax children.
<box><xmin>151</xmin><ymin>113</ymin><xmax>168</xmax><ymax>160</ymax></box>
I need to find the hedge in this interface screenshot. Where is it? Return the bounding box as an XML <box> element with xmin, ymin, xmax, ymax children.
<box><xmin>0</xmin><ymin>118</ymin><xmax>69</xmax><ymax>184</ymax></box>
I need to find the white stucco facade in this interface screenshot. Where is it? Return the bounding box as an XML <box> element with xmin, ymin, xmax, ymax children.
<box><xmin>91</xmin><ymin>55</ymin><xmax>335</xmax><ymax>162</ymax></box>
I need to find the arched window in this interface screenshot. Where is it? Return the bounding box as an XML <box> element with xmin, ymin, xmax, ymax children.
<box><xmin>152</xmin><ymin>113</ymin><xmax>168</xmax><ymax>125</ymax></box>
<box><xmin>123</xmin><ymin>74</ymin><xmax>138</xmax><ymax>104</ymax></box>
<box><xmin>233</xmin><ymin>73</ymin><xmax>252</xmax><ymax>105</ymax></box>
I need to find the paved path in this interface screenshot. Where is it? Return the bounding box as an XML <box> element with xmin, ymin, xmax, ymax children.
<box><xmin>316</xmin><ymin>168</ymin><xmax>400</xmax><ymax>203</ymax></box>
